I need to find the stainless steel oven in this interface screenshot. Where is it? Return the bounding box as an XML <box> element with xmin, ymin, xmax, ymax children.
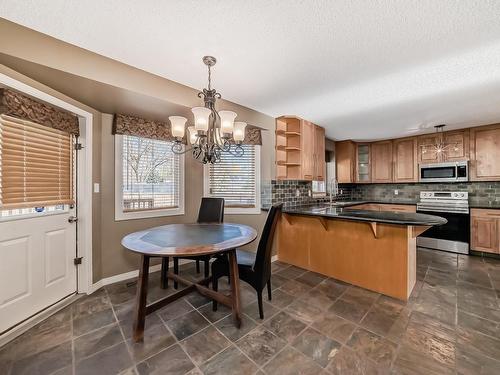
<box><xmin>416</xmin><ymin>191</ymin><xmax>469</xmax><ymax>254</ymax></box>
<box><xmin>419</xmin><ymin>161</ymin><xmax>468</xmax><ymax>183</ymax></box>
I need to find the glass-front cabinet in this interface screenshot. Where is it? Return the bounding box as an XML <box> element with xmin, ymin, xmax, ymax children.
<box><xmin>356</xmin><ymin>143</ymin><xmax>371</xmax><ymax>183</ymax></box>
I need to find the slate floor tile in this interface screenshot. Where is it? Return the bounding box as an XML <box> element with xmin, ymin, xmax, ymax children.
<box><xmin>156</xmin><ymin>298</ymin><xmax>194</xmax><ymax>322</ymax></box>
<box><xmin>136</xmin><ymin>344</ymin><xmax>195</xmax><ymax>375</ymax></box>
<box><xmin>312</xmin><ymin>311</ymin><xmax>356</xmax><ymax>343</ymax></box>
<box><xmin>276</xmin><ymin>265</ymin><xmax>307</xmax><ymax>279</ymax></box>
<box><xmin>74</xmin><ymin>323</ymin><xmax>124</xmax><ymax>360</ymax></box>
<box><xmin>292</xmin><ymin>327</ymin><xmax>341</xmax><ymax>367</ymax></box>
<box><xmin>166</xmin><ymin>310</ymin><xmax>209</xmax><ymax>341</ymax></box>
<box><xmin>393</xmin><ymin>344</ymin><xmax>455</xmax><ymax>375</ymax></box>
<box><xmin>73</xmin><ymin>307</ymin><xmax>117</xmax><ymax>337</ymax></box>
<box><xmin>314</xmin><ymin>278</ymin><xmax>349</xmax><ymax>299</ymax></box>
<box><xmin>329</xmin><ymin>286</ymin><xmax>379</xmax><ymax>323</ymax></box>
<box><xmin>236</xmin><ymin>325</ymin><xmax>286</xmax><ymax>366</ymax></box>
<box><xmin>346</xmin><ymin>327</ymin><xmax>397</xmax><ymax>368</ymax></box>
<box><xmin>200</xmin><ymin>346</ymin><xmax>257</xmax><ymax>375</ymax></box>
<box><xmin>264</xmin><ymin>311</ymin><xmax>307</xmax><ymax>343</ymax></box>
<box><xmin>197</xmin><ymin>302</ymin><xmax>231</xmax><ymax>323</ymax></box>
<box><xmin>326</xmin><ymin>345</ymin><xmax>382</xmax><ymax>375</ymax></box>
<box><xmin>126</xmin><ymin>318</ymin><xmax>176</xmax><ymax>362</ymax></box>
<box><xmin>298</xmin><ymin>288</ymin><xmax>338</xmax><ymax>310</ymax></box>
<box><xmin>295</xmin><ymin>271</ymin><xmax>327</xmax><ymax>287</ymax></box>
<box><xmin>263</xmin><ymin>346</ymin><xmax>327</xmax><ymax>375</ymax></box>
<box><xmin>268</xmin><ymin>289</ymin><xmax>295</xmax><ymax>309</ymax></box>
<box><xmin>279</xmin><ymin>279</ymin><xmax>311</xmax><ymax>296</ymax></box>
<box><xmin>75</xmin><ymin>342</ymin><xmax>133</xmax><ymax>375</ymax></box>
<box><xmin>243</xmin><ymin>300</ymin><xmax>278</xmax><ymax>321</ymax></box>
<box><xmin>214</xmin><ymin>314</ymin><xmax>257</xmax><ymax>342</ymax></box>
<box><xmin>284</xmin><ymin>299</ymin><xmax>323</xmax><ymax>324</ymax></box>
<box><xmin>180</xmin><ymin>326</ymin><xmax>230</xmax><ymax>366</ymax></box>
<box><xmin>11</xmin><ymin>341</ymin><xmax>73</xmax><ymax>375</ymax></box>
<box><xmin>455</xmin><ymin>342</ymin><xmax>500</xmax><ymax>375</ymax></box>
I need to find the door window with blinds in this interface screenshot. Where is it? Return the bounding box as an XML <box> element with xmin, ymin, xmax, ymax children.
<box><xmin>204</xmin><ymin>145</ymin><xmax>261</xmax><ymax>214</ymax></box>
<box><xmin>115</xmin><ymin>134</ymin><xmax>184</xmax><ymax>220</ymax></box>
<box><xmin>0</xmin><ymin>114</ymin><xmax>74</xmax><ymax>219</ymax></box>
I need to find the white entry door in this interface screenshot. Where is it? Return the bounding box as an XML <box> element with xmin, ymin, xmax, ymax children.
<box><xmin>0</xmin><ymin>208</ymin><xmax>77</xmax><ymax>333</ymax></box>
<box><xmin>0</xmin><ymin>113</ymin><xmax>78</xmax><ymax>334</ymax></box>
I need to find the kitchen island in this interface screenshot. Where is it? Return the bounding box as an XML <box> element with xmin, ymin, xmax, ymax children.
<box><xmin>276</xmin><ymin>206</ymin><xmax>446</xmax><ymax>300</ymax></box>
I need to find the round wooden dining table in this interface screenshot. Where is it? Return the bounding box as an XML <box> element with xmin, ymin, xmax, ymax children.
<box><xmin>121</xmin><ymin>223</ymin><xmax>258</xmax><ymax>342</ymax></box>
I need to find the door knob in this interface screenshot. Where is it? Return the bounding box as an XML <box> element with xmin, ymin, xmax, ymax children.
<box><xmin>68</xmin><ymin>216</ymin><xmax>78</xmax><ymax>223</ymax></box>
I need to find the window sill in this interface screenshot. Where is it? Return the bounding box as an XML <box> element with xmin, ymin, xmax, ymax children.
<box><xmin>224</xmin><ymin>207</ymin><xmax>262</xmax><ymax>215</ymax></box>
<box><xmin>115</xmin><ymin>207</ymin><xmax>185</xmax><ymax>221</ymax></box>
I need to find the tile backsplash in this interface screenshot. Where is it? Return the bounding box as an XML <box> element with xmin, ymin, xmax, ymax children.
<box><xmin>341</xmin><ymin>182</ymin><xmax>500</xmax><ymax>205</ymax></box>
<box><xmin>263</xmin><ymin>180</ymin><xmax>500</xmax><ymax>208</ymax></box>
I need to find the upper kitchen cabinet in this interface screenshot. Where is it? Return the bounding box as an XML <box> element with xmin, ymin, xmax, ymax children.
<box><xmin>371</xmin><ymin>140</ymin><xmax>393</xmax><ymax>183</ymax></box>
<box><xmin>417</xmin><ymin>133</ymin><xmax>441</xmax><ymax>164</ymax></box>
<box><xmin>275</xmin><ymin>116</ymin><xmax>325</xmax><ymax>181</ymax></box>
<box><xmin>313</xmin><ymin>125</ymin><xmax>326</xmax><ymax>181</ymax></box>
<box><xmin>355</xmin><ymin>143</ymin><xmax>371</xmax><ymax>183</ymax></box>
<box><xmin>470</xmin><ymin>124</ymin><xmax>500</xmax><ymax>181</ymax></box>
<box><xmin>335</xmin><ymin>140</ymin><xmax>356</xmax><ymax>183</ymax></box>
<box><xmin>442</xmin><ymin>129</ymin><xmax>469</xmax><ymax>162</ymax></box>
<box><xmin>393</xmin><ymin>137</ymin><xmax>418</xmax><ymax>182</ymax></box>
<box><xmin>418</xmin><ymin>129</ymin><xmax>470</xmax><ymax>164</ymax></box>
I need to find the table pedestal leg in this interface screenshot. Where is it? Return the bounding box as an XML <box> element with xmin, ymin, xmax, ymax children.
<box><xmin>228</xmin><ymin>249</ymin><xmax>242</xmax><ymax>328</ymax></box>
<box><xmin>133</xmin><ymin>255</ymin><xmax>150</xmax><ymax>342</ymax></box>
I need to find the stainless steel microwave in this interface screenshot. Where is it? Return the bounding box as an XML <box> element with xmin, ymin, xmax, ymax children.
<box><xmin>419</xmin><ymin>161</ymin><xmax>468</xmax><ymax>183</ymax></box>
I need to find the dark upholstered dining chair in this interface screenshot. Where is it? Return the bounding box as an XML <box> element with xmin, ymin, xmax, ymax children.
<box><xmin>211</xmin><ymin>203</ymin><xmax>282</xmax><ymax>319</ymax></box>
<box><xmin>161</xmin><ymin>197</ymin><xmax>224</xmax><ymax>289</ymax></box>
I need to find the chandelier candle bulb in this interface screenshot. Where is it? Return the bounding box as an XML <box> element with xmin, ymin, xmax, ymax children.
<box><xmin>188</xmin><ymin>126</ymin><xmax>197</xmax><ymax>145</ymax></box>
<box><xmin>169</xmin><ymin>116</ymin><xmax>187</xmax><ymax>138</ymax></box>
<box><xmin>233</xmin><ymin>121</ymin><xmax>247</xmax><ymax>142</ymax></box>
<box><xmin>191</xmin><ymin>106</ymin><xmax>211</xmax><ymax>132</ymax></box>
<box><xmin>219</xmin><ymin>110</ymin><xmax>237</xmax><ymax>134</ymax></box>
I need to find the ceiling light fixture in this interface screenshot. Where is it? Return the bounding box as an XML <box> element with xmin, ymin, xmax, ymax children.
<box><xmin>421</xmin><ymin>124</ymin><xmax>459</xmax><ymax>155</ymax></box>
<box><xmin>169</xmin><ymin>56</ymin><xmax>246</xmax><ymax>164</ymax></box>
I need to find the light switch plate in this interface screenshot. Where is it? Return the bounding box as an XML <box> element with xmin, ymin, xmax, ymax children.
<box><xmin>94</xmin><ymin>183</ymin><xmax>100</xmax><ymax>193</ymax></box>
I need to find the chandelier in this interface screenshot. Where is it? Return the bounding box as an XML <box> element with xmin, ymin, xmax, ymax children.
<box><xmin>168</xmin><ymin>56</ymin><xmax>246</xmax><ymax>164</ymax></box>
<box><xmin>421</xmin><ymin>124</ymin><xmax>458</xmax><ymax>156</ymax></box>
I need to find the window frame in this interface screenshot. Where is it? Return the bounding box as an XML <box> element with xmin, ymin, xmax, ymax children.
<box><xmin>114</xmin><ymin>134</ymin><xmax>185</xmax><ymax>221</ymax></box>
<box><xmin>203</xmin><ymin>145</ymin><xmax>261</xmax><ymax>215</ymax></box>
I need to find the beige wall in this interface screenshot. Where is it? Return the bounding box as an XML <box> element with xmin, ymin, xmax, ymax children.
<box><xmin>0</xmin><ymin>19</ymin><xmax>276</xmax><ymax>282</ymax></box>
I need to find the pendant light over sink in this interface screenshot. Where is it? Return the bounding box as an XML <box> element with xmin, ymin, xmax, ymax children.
<box><xmin>169</xmin><ymin>56</ymin><xmax>246</xmax><ymax>164</ymax></box>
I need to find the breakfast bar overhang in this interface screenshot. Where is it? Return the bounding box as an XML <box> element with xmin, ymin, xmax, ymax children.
<box><xmin>276</xmin><ymin>207</ymin><xmax>447</xmax><ymax>300</ymax></box>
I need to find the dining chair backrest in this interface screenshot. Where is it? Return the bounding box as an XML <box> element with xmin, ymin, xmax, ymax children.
<box><xmin>252</xmin><ymin>203</ymin><xmax>283</xmax><ymax>287</ymax></box>
<box><xmin>197</xmin><ymin>197</ymin><xmax>225</xmax><ymax>223</ymax></box>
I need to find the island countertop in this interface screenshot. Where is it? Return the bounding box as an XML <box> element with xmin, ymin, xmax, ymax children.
<box><xmin>272</xmin><ymin>205</ymin><xmax>447</xmax><ymax>226</ymax></box>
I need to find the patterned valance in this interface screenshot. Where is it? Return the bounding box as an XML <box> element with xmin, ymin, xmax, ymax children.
<box><xmin>243</xmin><ymin>125</ymin><xmax>262</xmax><ymax>146</ymax></box>
<box><xmin>114</xmin><ymin>113</ymin><xmax>262</xmax><ymax>145</ymax></box>
<box><xmin>113</xmin><ymin>113</ymin><xmax>185</xmax><ymax>143</ymax></box>
<box><xmin>0</xmin><ymin>88</ymin><xmax>80</xmax><ymax>136</ymax></box>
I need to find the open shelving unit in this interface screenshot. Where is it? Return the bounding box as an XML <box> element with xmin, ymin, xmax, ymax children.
<box><xmin>275</xmin><ymin>116</ymin><xmax>302</xmax><ymax>180</ymax></box>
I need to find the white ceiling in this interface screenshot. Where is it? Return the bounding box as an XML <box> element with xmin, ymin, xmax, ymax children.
<box><xmin>2</xmin><ymin>0</ymin><xmax>500</xmax><ymax>140</ymax></box>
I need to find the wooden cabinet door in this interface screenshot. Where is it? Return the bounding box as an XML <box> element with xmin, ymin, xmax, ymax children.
<box><xmin>371</xmin><ymin>141</ymin><xmax>393</xmax><ymax>183</ymax></box>
<box><xmin>471</xmin><ymin>216</ymin><xmax>498</xmax><ymax>253</ymax></box>
<box><xmin>443</xmin><ymin>129</ymin><xmax>469</xmax><ymax>162</ymax></box>
<box><xmin>355</xmin><ymin>143</ymin><xmax>371</xmax><ymax>183</ymax></box>
<box><xmin>335</xmin><ymin>141</ymin><xmax>355</xmax><ymax>183</ymax></box>
<box><xmin>470</xmin><ymin>124</ymin><xmax>500</xmax><ymax>181</ymax></box>
<box><xmin>301</xmin><ymin>120</ymin><xmax>314</xmax><ymax>180</ymax></box>
<box><xmin>393</xmin><ymin>137</ymin><xmax>418</xmax><ymax>182</ymax></box>
<box><xmin>314</xmin><ymin>125</ymin><xmax>325</xmax><ymax>181</ymax></box>
<box><xmin>418</xmin><ymin>133</ymin><xmax>441</xmax><ymax>164</ymax></box>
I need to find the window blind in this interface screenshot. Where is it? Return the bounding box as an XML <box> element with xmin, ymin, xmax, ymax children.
<box><xmin>0</xmin><ymin>114</ymin><xmax>74</xmax><ymax>209</ymax></box>
<box><xmin>121</xmin><ymin>135</ymin><xmax>181</xmax><ymax>212</ymax></box>
<box><xmin>208</xmin><ymin>145</ymin><xmax>257</xmax><ymax>208</ymax></box>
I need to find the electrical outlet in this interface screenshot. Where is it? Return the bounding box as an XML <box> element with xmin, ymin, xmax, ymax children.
<box><xmin>296</xmin><ymin>189</ymin><xmax>300</xmax><ymax>197</ymax></box>
<box><xmin>394</xmin><ymin>189</ymin><xmax>399</xmax><ymax>195</ymax></box>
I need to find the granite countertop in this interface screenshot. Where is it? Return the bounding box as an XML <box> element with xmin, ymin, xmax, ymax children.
<box><xmin>325</xmin><ymin>199</ymin><xmax>418</xmax><ymax>208</ymax></box>
<box><xmin>283</xmin><ymin>206</ymin><xmax>447</xmax><ymax>226</ymax></box>
<box><xmin>469</xmin><ymin>201</ymin><xmax>500</xmax><ymax>209</ymax></box>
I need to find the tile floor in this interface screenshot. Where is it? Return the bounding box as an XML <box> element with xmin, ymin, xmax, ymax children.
<box><xmin>1</xmin><ymin>248</ymin><xmax>500</xmax><ymax>374</ymax></box>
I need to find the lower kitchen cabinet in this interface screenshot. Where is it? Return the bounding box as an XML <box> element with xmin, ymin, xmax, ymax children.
<box><xmin>470</xmin><ymin>208</ymin><xmax>500</xmax><ymax>254</ymax></box>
